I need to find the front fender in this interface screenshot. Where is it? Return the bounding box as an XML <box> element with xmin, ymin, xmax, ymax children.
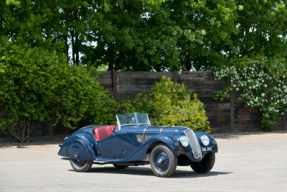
<box><xmin>117</xmin><ymin>134</ymin><xmax>180</xmax><ymax>162</ymax></box>
<box><xmin>195</xmin><ymin>132</ymin><xmax>218</xmax><ymax>153</ymax></box>
<box><xmin>58</xmin><ymin>133</ymin><xmax>97</xmax><ymax>160</ymax></box>
<box><xmin>145</xmin><ymin>134</ymin><xmax>180</xmax><ymax>155</ymax></box>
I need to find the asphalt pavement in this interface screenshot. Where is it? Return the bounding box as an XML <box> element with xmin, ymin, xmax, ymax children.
<box><xmin>0</xmin><ymin>132</ymin><xmax>287</xmax><ymax>192</ymax></box>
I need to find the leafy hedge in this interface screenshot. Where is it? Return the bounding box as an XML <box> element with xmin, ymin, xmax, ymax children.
<box><xmin>87</xmin><ymin>76</ymin><xmax>211</xmax><ymax>134</ymax></box>
<box><xmin>134</xmin><ymin>76</ymin><xmax>210</xmax><ymax>133</ymax></box>
<box><xmin>0</xmin><ymin>40</ymin><xmax>116</xmax><ymax>142</ymax></box>
<box><xmin>213</xmin><ymin>55</ymin><xmax>287</xmax><ymax>131</ymax></box>
<box><xmin>0</xmin><ymin>41</ymin><xmax>210</xmax><ymax>142</ymax></box>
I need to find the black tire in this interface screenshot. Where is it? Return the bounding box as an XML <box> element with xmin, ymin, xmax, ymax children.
<box><xmin>70</xmin><ymin>159</ymin><xmax>93</xmax><ymax>172</ymax></box>
<box><xmin>150</xmin><ymin>144</ymin><xmax>177</xmax><ymax>177</ymax></box>
<box><xmin>191</xmin><ymin>152</ymin><xmax>215</xmax><ymax>173</ymax></box>
<box><xmin>113</xmin><ymin>164</ymin><xmax>129</xmax><ymax>169</ymax></box>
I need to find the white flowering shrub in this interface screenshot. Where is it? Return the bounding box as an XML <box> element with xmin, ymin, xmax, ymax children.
<box><xmin>213</xmin><ymin>56</ymin><xmax>287</xmax><ymax>131</ymax></box>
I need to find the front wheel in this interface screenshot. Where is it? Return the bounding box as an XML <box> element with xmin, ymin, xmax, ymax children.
<box><xmin>150</xmin><ymin>145</ymin><xmax>177</xmax><ymax>177</ymax></box>
<box><xmin>191</xmin><ymin>152</ymin><xmax>215</xmax><ymax>173</ymax></box>
<box><xmin>70</xmin><ymin>159</ymin><xmax>93</xmax><ymax>172</ymax></box>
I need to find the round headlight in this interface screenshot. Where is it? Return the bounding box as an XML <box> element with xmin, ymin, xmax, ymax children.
<box><xmin>200</xmin><ymin>135</ymin><xmax>210</xmax><ymax>146</ymax></box>
<box><xmin>179</xmin><ymin>136</ymin><xmax>189</xmax><ymax>147</ymax></box>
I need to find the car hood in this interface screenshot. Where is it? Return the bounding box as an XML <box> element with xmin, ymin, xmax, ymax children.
<box><xmin>121</xmin><ymin>125</ymin><xmax>189</xmax><ymax>137</ymax></box>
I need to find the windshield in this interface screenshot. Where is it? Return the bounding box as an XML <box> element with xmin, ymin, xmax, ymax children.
<box><xmin>116</xmin><ymin>113</ymin><xmax>151</xmax><ymax>129</ymax></box>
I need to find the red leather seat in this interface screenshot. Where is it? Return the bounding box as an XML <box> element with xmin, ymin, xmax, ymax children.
<box><xmin>94</xmin><ymin>126</ymin><xmax>117</xmax><ymax>141</ymax></box>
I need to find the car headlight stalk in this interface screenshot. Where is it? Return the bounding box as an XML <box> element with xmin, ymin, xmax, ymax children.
<box><xmin>179</xmin><ymin>136</ymin><xmax>189</xmax><ymax>147</ymax></box>
<box><xmin>200</xmin><ymin>135</ymin><xmax>210</xmax><ymax>146</ymax></box>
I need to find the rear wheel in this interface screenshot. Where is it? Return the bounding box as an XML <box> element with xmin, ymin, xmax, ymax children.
<box><xmin>113</xmin><ymin>164</ymin><xmax>129</xmax><ymax>169</ymax></box>
<box><xmin>191</xmin><ymin>152</ymin><xmax>215</xmax><ymax>173</ymax></box>
<box><xmin>70</xmin><ymin>159</ymin><xmax>93</xmax><ymax>172</ymax></box>
<box><xmin>150</xmin><ymin>144</ymin><xmax>177</xmax><ymax>177</ymax></box>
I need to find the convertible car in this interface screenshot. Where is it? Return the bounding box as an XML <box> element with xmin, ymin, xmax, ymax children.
<box><xmin>58</xmin><ymin>113</ymin><xmax>218</xmax><ymax>177</ymax></box>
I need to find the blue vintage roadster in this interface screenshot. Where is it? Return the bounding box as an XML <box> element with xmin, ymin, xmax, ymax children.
<box><xmin>58</xmin><ymin>113</ymin><xmax>218</xmax><ymax>177</ymax></box>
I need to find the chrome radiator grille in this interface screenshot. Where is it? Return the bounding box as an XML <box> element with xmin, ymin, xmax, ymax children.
<box><xmin>184</xmin><ymin>129</ymin><xmax>202</xmax><ymax>160</ymax></box>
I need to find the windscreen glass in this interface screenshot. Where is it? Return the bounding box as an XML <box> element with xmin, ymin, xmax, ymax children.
<box><xmin>117</xmin><ymin>113</ymin><xmax>150</xmax><ymax>126</ymax></box>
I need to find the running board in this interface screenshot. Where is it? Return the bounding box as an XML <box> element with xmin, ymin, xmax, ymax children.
<box><xmin>61</xmin><ymin>158</ymin><xmax>149</xmax><ymax>166</ymax></box>
<box><xmin>93</xmin><ymin>161</ymin><xmax>150</xmax><ymax>166</ymax></box>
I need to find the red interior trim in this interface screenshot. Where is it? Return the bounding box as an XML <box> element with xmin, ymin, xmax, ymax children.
<box><xmin>94</xmin><ymin>126</ymin><xmax>117</xmax><ymax>141</ymax></box>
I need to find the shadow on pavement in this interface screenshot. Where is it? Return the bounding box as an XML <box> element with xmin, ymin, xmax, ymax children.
<box><xmin>172</xmin><ymin>170</ymin><xmax>231</xmax><ymax>178</ymax></box>
<box><xmin>69</xmin><ymin>166</ymin><xmax>232</xmax><ymax>178</ymax></box>
<box><xmin>0</xmin><ymin>142</ymin><xmax>60</xmax><ymax>148</ymax></box>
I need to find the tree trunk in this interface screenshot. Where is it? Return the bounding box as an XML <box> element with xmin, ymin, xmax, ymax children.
<box><xmin>64</xmin><ymin>1</ymin><xmax>70</xmax><ymax>62</ymax></box>
<box><xmin>75</xmin><ymin>10</ymin><xmax>79</xmax><ymax>65</ymax></box>
<box><xmin>115</xmin><ymin>52</ymin><xmax>121</xmax><ymax>71</ymax></box>
<box><xmin>108</xmin><ymin>43</ymin><xmax>114</xmax><ymax>71</ymax></box>
<box><xmin>155</xmin><ymin>64</ymin><xmax>161</xmax><ymax>72</ymax></box>
<box><xmin>71</xmin><ymin>29</ymin><xmax>75</xmax><ymax>64</ymax></box>
<box><xmin>48</xmin><ymin>120</ymin><xmax>53</xmax><ymax>140</ymax></box>
<box><xmin>47</xmin><ymin>22</ymin><xmax>51</xmax><ymax>39</ymax></box>
<box><xmin>0</xmin><ymin>15</ymin><xmax>3</xmax><ymax>32</ymax></box>
<box><xmin>75</xmin><ymin>32</ymin><xmax>79</xmax><ymax>65</ymax></box>
<box><xmin>183</xmin><ymin>54</ymin><xmax>191</xmax><ymax>71</ymax></box>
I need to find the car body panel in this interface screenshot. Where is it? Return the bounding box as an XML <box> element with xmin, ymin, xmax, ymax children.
<box><xmin>58</xmin><ymin>124</ymin><xmax>218</xmax><ymax>165</ymax></box>
<box><xmin>97</xmin><ymin>133</ymin><xmax>123</xmax><ymax>158</ymax></box>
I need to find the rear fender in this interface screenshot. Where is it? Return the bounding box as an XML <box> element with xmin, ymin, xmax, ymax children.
<box><xmin>59</xmin><ymin>133</ymin><xmax>97</xmax><ymax>160</ymax></box>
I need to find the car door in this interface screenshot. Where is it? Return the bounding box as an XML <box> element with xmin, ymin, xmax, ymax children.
<box><xmin>97</xmin><ymin>133</ymin><xmax>123</xmax><ymax>158</ymax></box>
<box><xmin>113</xmin><ymin>126</ymin><xmax>147</xmax><ymax>158</ymax></box>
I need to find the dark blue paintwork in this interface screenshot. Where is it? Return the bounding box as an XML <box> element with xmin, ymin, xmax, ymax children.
<box><xmin>58</xmin><ymin>125</ymin><xmax>218</xmax><ymax>165</ymax></box>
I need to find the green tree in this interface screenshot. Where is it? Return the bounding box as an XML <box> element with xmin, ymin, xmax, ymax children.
<box><xmin>231</xmin><ymin>0</ymin><xmax>287</xmax><ymax>59</ymax></box>
<box><xmin>165</xmin><ymin>0</ymin><xmax>238</xmax><ymax>71</ymax></box>
<box><xmin>3</xmin><ymin>0</ymin><xmax>287</xmax><ymax>72</ymax></box>
<box><xmin>83</xmin><ymin>0</ymin><xmax>239</xmax><ymax>71</ymax></box>
<box><xmin>2</xmin><ymin>0</ymin><xmax>93</xmax><ymax>64</ymax></box>
<box><xmin>0</xmin><ymin>39</ymin><xmax>113</xmax><ymax>142</ymax></box>
<box><xmin>82</xmin><ymin>0</ymin><xmax>174</xmax><ymax>71</ymax></box>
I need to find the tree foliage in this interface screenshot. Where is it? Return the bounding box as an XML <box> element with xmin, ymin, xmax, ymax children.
<box><xmin>134</xmin><ymin>76</ymin><xmax>210</xmax><ymax>132</ymax></box>
<box><xmin>0</xmin><ymin>43</ymin><xmax>210</xmax><ymax>142</ymax></box>
<box><xmin>0</xmin><ymin>39</ymin><xmax>113</xmax><ymax>142</ymax></box>
<box><xmin>2</xmin><ymin>0</ymin><xmax>287</xmax><ymax>71</ymax></box>
<box><xmin>213</xmin><ymin>55</ymin><xmax>287</xmax><ymax>130</ymax></box>
<box><xmin>231</xmin><ymin>0</ymin><xmax>287</xmax><ymax>59</ymax></box>
<box><xmin>2</xmin><ymin>0</ymin><xmax>287</xmax><ymax>137</ymax></box>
